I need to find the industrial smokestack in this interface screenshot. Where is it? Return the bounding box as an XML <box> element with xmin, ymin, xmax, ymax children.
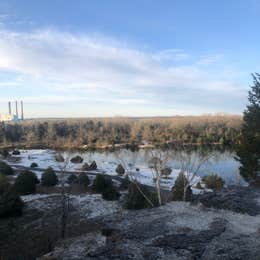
<box><xmin>15</xmin><ymin>101</ymin><xmax>18</xmax><ymax>118</ymax></box>
<box><xmin>8</xmin><ymin>101</ymin><xmax>11</xmax><ymax>115</ymax></box>
<box><xmin>21</xmin><ymin>101</ymin><xmax>24</xmax><ymax>120</ymax></box>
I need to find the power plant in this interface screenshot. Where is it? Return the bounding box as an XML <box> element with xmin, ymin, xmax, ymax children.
<box><xmin>0</xmin><ymin>101</ymin><xmax>24</xmax><ymax>122</ymax></box>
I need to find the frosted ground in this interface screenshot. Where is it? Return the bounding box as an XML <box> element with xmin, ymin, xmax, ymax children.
<box><xmin>5</xmin><ymin>148</ymin><xmax>244</xmax><ymax>190</ymax></box>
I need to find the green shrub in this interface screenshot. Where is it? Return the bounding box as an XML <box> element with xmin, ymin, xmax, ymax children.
<box><xmin>55</xmin><ymin>154</ymin><xmax>65</xmax><ymax>162</ymax></box>
<box><xmin>82</xmin><ymin>161</ymin><xmax>97</xmax><ymax>171</ymax></box>
<box><xmin>67</xmin><ymin>173</ymin><xmax>78</xmax><ymax>184</ymax></box>
<box><xmin>172</xmin><ymin>172</ymin><xmax>192</xmax><ymax>201</ymax></box>
<box><xmin>14</xmin><ymin>171</ymin><xmax>39</xmax><ymax>195</ymax></box>
<box><xmin>125</xmin><ymin>182</ymin><xmax>158</xmax><ymax>210</ymax></box>
<box><xmin>0</xmin><ymin>174</ymin><xmax>10</xmax><ymax>194</ymax></box>
<box><xmin>202</xmin><ymin>174</ymin><xmax>225</xmax><ymax>190</ymax></box>
<box><xmin>120</xmin><ymin>175</ymin><xmax>131</xmax><ymax>190</ymax></box>
<box><xmin>195</xmin><ymin>181</ymin><xmax>203</xmax><ymax>189</ymax></box>
<box><xmin>0</xmin><ymin>161</ymin><xmax>14</xmax><ymax>175</ymax></box>
<box><xmin>0</xmin><ymin>189</ymin><xmax>24</xmax><ymax>218</ymax></box>
<box><xmin>12</xmin><ymin>150</ymin><xmax>20</xmax><ymax>155</ymax></box>
<box><xmin>89</xmin><ymin>161</ymin><xmax>97</xmax><ymax>170</ymax></box>
<box><xmin>41</xmin><ymin>167</ymin><xmax>58</xmax><ymax>186</ymax></box>
<box><xmin>161</xmin><ymin>167</ymin><xmax>172</xmax><ymax>178</ymax></box>
<box><xmin>115</xmin><ymin>164</ymin><xmax>125</xmax><ymax>175</ymax></box>
<box><xmin>70</xmin><ymin>155</ymin><xmax>83</xmax><ymax>163</ymax></box>
<box><xmin>92</xmin><ymin>174</ymin><xmax>120</xmax><ymax>200</ymax></box>
<box><xmin>102</xmin><ymin>185</ymin><xmax>120</xmax><ymax>200</ymax></box>
<box><xmin>82</xmin><ymin>163</ymin><xmax>90</xmax><ymax>171</ymax></box>
<box><xmin>0</xmin><ymin>149</ymin><xmax>9</xmax><ymax>158</ymax></box>
<box><xmin>92</xmin><ymin>174</ymin><xmax>108</xmax><ymax>193</ymax></box>
<box><xmin>78</xmin><ymin>173</ymin><xmax>90</xmax><ymax>187</ymax></box>
<box><xmin>30</xmin><ymin>162</ymin><xmax>38</xmax><ymax>168</ymax></box>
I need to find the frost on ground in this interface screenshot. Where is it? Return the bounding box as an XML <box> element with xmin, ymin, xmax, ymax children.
<box><xmin>38</xmin><ymin>200</ymin><xmax>260</xmax><ymax>260</ymax></box>
<box><xmin>69</xmin><ymin>194</ymin><xmax>120</xmax><ymax>219</ymax></box>
<box><xmin>21</xmin><ymin>193</ymin><xmax>120</xmax><ymax>219</ymax></box>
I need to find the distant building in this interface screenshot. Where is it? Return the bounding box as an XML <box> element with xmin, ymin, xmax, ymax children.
<box><xmin>0</xmin><ymin>101</ymin><xmax>24</xmax><ymax>122</ymax></box>
<box><xmin>0</xmin><ymin>113</ymin><xmax>19</xmax><ymax>122</ymax></box>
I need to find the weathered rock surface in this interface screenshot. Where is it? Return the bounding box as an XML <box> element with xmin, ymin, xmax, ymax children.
<box><xmin>39</xmin><ymin>199</ymin><xmax>260</xmax><ymax>260</ymax></box>
<box><xmin>196</xmin><ymin>186</ymin><xmax>260</xmax><ymax>216</ymax></box>
<box><xmin>2</xmin><ymin>186</ymin><xmax>260</xmax><ymax>259</ymax></box>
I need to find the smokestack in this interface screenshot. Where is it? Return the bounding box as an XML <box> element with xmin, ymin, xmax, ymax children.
<box><xmin>8</xmin><ymin>101</ymin><xmax>11</xmax><ymax>115</ymax></box>
<box><xmin>21</xmin><ymin>101</ymin><xmax>24</xmax><ymax>120</ymax></box>
<box><xmin>15</xmin><ymin>101</ymin><xmax>18</xmax><ymax>118</ymax></box>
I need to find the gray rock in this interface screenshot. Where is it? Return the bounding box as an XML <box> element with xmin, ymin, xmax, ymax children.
<box><xmin>196</xmin><ymin>186</ymin><xmax>260</xmax><ymax>216</ymax></box>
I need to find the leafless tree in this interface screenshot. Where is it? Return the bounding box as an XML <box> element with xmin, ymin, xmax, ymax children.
<box><xmin>172</xmin><ymin>144</ymin><xmax>209</xmax><ymax>201</ymax></box>
<box><xmin>56</xmin><ymin>152</ymin><xmax>70</xmax><ymax>239</ymax></box>
<box><xmin>147</xmin><ymin>149</ymin><xmax>171</xmax><ymax>206</ymax></box>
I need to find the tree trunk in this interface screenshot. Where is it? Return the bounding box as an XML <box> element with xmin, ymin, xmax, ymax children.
<box><xmin>156</xmin><ymin>177</ymin><xmax>162</xmax><ymax>206</ymax></box>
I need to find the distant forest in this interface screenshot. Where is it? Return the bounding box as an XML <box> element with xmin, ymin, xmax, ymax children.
<box><xmin>0</xmin><ymin>115</ymin><xmax>242</xmax><ymax>149</ymax></box>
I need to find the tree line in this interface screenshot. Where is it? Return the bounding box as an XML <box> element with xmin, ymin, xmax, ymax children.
<box><xmin>0</xmin><ymin>115</ymin><xmax>242</xmax><ymax>148</ymax></box>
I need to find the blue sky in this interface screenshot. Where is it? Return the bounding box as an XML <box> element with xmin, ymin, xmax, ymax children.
<box><xmin>0</xmin><ymin>0</ymin><xmax>259</xmax><ymax>117</ymax></box>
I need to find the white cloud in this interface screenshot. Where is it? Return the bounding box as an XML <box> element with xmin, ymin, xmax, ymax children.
<box><xmin>0</xmin><ymin>28</ymin><xmax>247</xmax><ymax>116</ymax></box>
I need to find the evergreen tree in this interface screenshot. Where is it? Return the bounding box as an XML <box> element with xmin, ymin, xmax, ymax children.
<box><xmin>237</xmin><ymin>74</ymin><xmax>260</xmax><ymax>184</ymax></box>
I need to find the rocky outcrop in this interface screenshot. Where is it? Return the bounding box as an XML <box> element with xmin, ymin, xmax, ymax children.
<box><xmin>39</xmin><ymin>199</ymin><xmax>260</xmax><ymax>259</ymax></box>
<box><xmin>196</xmin><ymin>186</ymin><xmax>260</xmax><ymax>216</ymax></box>
<box><xmin>2</xmin><ymin>187</ymin><xmax>260</xmax><ymax>260</ymax></box>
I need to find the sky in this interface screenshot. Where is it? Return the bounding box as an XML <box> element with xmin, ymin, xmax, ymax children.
<box><xmin>0</xmin><ymin>0</ymin><xmax>259</xmax><ymax>118</ymax></box>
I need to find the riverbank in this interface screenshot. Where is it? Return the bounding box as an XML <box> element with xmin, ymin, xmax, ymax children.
<box><xmin>0</xmin><ymin>141</ymin><xmax>233</xmax><ymax>151</ymax></box>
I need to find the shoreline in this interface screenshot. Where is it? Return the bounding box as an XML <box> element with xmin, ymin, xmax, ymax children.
<box><xmin>0</xmin><ymin>141</ymin><xmax>234</xmax><ymax>152</ymax></box>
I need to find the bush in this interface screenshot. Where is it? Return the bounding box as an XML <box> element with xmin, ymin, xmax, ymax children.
<box><xmin>0</xmin><ymin>161</ymin><xmax>14</xmax><ymax>175</ymax></box>
<box><xmin>120</xmin><ymin>175</ymin><xmax>131</xmax><ymax>190</ymax></box>
<box><xmin>115</xmin><ymin>164</ymin><xmax>125</xmax><ymax>175</ymax></box>
<box><xmin>202</xmin><ymin>174</ymin><xmax>225</xmax><ymax>190</ymax></box>
<box><xmin>0</xmin><ymin>149</ymin><xmax>9</xmax><ymax>158</ymax></box>
<box><xmin>41</xmin><ymin>167</ymin><xmax>58</xmax><ymax>186</ymax></box>
<box><xmin>30</xmin><ymin>162</ymin><xmax>38</xmax><ymax>168</ymax></box>
<box><xmin>82</xmin><ymin>163</ymin><xmax>90</xmax><ymax>171</ymax></box>
<box><xmin>82</xmin><ymin>161</ymin><xmax>97</xmax><ymax>171</ymax></box>
<box><xmin>14</xmin><ymin>171</ymin><xmax>39</xmax><ymax>195</ymax></box>
<box><xmin>78</xmin><ymin>173</ymin><xmax>90</xmax><ymax>187</ymax></box>
<box><xmin>102</xmin><ymin>186</ymin><xmax>120</xmax><ymax>201</ymax></box>
<box><xmin>92</xmin><ymin>174</ymin><xmax>108</xmax><ymax>193</ymax></box>
<box><xmin>70</xmin><ymin>155</ymin><xmax>83</xmax><ymax>163</ymax></box>
<box><xmin>55</xmin><ymin>154</ymin><xmax>65</xmax><ymax>162</ymax></box>
<box><xmin>0</xmin><ymin>189</ymin><xmax>24</xmax><ymax>218</ymax></box>
<box><xmin>172</xmin><ymin>172</ymin><xmax>192</xmax><ymax>201</ymax></box>
<box><xmin>125</xmin><ymin>182</ymin><xmax>158</xmax><ymax>210</ymax></box>
<box><xmin>92</xmin><ymin>174</ymin><xmax>120</xmax><ymax>200</ymax></box>
<box><xmin>161</xmin><ymin>167</ymin><xmax>172</xmax><ymax>178</ymax></box>
<box><xmin>89</xmin><ymin>161</ymin><xmax>97</xmax><ymax>170</ymax></box>
<box><xmin>67</xmin><ymin>173</ymin><xmax>78</xmax><ymax>184</ymax></box>
<box><xmin>12</xmin><ymin>150</ymin><xmax>20</xmax><ymax>155</ymax></box>
<box><xmin>0</xmin><ymin>174</ymin><xmax>10</xmax><ymax>194</ymax></box>
<box><xmin>195</xmin><ymin>181</ymin><xmax>203</xmax><ymax>189</ymax></box>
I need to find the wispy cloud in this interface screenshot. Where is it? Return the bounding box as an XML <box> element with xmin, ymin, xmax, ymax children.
<box><xmin>0</xmin><ymin>27</ymin><xmax>247</xmax><ymax>116</ymax></box>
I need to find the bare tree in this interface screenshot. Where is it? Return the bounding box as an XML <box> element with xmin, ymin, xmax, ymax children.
<box><xmin>56</xmin><ymin>152</ymin><xmax>70</xmax><ymax>239</ymax></box>
<box><xmin>173</xmin><ymin>145</ymin><xmax>209</xmax><ymax>201</ymax></box>
<box><xmin>147</xmin><ymin>149</ymin><xmax>171</xmax><ymax>206</ymax></box>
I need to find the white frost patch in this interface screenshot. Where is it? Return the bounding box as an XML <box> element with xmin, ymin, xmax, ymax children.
<box><xmin>21</xmin><ymin>193</ymin><xmax>59</xmax><ymax>202</ymax></box>
<box><xmin>162</xmin><ymin>202</ymin><xmax>260</xmax><ymax>235</ymax></box>
<box><xmin>69</xmin><ymin>194</ymin><xmax>120</xmax><ymax>219</ymax></box>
